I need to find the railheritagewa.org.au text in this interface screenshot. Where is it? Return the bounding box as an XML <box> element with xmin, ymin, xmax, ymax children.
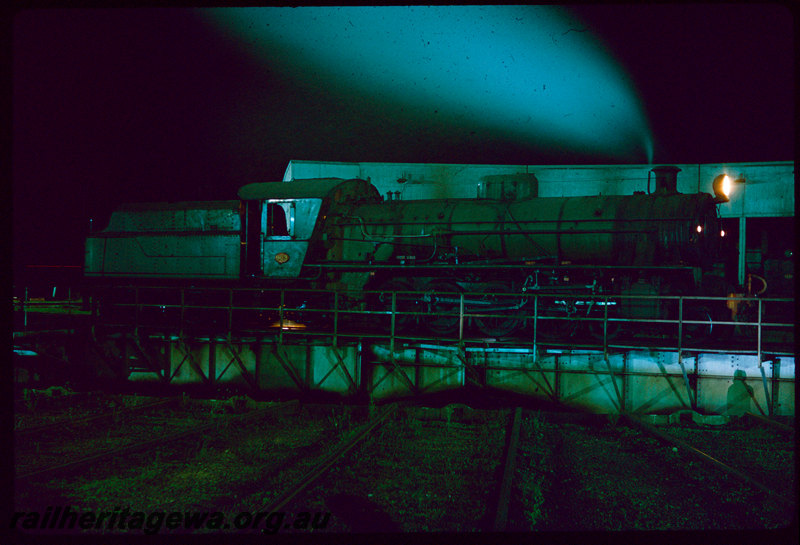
<box><xmin>10</xmin><ymin>506</ymin><xmax>331</xmax><ymax>534</ymax></box>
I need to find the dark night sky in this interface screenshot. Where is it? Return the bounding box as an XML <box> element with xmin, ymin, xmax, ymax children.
<box><xmin>11</xmin><ymin>5</ymin><xmax>795</xmax><ymax>273</ymax></box>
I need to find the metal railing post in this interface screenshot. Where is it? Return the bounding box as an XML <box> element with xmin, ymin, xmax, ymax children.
<box><xmin>279</xmin><ymin>289</ymin><xmax>285</xmax><ymax>345</ymax></box>
<box><xmin>134</xmin><ymin>287</ymin><xmax>140</xmax><ymax>332</ymax></box>
<box><xmin>179</xmin><ymin>288</ymin><xmax>185</xmax><ymax>338</ymax></box>
<box><xmin>757</xmin><ymin>298</ymin><xmax>762</xmax><ymax>364</ymax></box>
<box><xmin>532</xmin><ymin>295</ymin><xmax>538</xmax><ymax>360</ymax></box>
<box><xmin>390</xmin><ymin>291</ymin><xmax>396</xmax><ymax>356</ymax></box>
<box><xmin>333</xmin><ymin>291</ymin><xmax>339</xmax><ymax>347</ymax></box>
<box><xmin>90</xmin><ymin>290</ymin><xmax>96</xmax><ymax>323</ymax></box>
<box><xmin>756</xmin><ymin>299</ymin><xmax>771</xmax><ymax>415</ymax></box>
<box><xmin>759</xmin><ymin>364</ymin><xmax>772</xmax><ymax>416</ymax></box>
<box><xmin>603</xmin><ymin>295</ymin><xmax>609</xmax><ymax>354</ymax></box>
<box><xmin>228</xmin><ymin>288</ymin><xmax>234</xmax><ymax>336</ymax></box>
<box><xmin>458</xmin><ymin>293</ymin><xmax>465</xmax><ymax>343</ymax></box>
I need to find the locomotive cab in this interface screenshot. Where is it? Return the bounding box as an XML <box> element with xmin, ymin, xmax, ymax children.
<box><xmin>237</xmin><ymin>178</ymin><xmax>382</xmax><ymax>280</ymax></box>
<box><xmin>259</xmin><ymin>198</ymin><xmax>322</xmax><ymax>278</ymax></box>
<box><xmin>242</xmin><ymin>199</ymin><xmax>309</xmax><ymax>277</ymax></box>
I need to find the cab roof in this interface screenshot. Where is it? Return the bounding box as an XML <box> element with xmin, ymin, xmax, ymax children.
<box><xmin>237</xmin><ymin>178</ymin><xmax>380</xmax><ymax>202</ymax></box>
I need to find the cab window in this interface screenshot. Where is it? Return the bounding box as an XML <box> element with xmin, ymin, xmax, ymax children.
<box><xmin>265</xmin><ymin>201</ymin><xmax>294</xmax><ymax>237</ymax></box>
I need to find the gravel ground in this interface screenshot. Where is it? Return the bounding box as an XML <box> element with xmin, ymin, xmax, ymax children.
<box><xmin>508</xmin><ymin>415</ymin><xmax>796</xmax><ymax>531</ymax></box>
<box><xmin>665</xmin><ymin>426</ymin><xmax>795</xmax><ymax>499</ymax></box>
<box><xmin>13</xmin><ymin>391</ymin><xmax>156</xmax><ymax>431</ymax></box>
<box><xmin>12</xmin><ymin>402</ymin><xmax>796</xmax><ymax>536</ymax></box>
<box><xmin>15</xmin><ymin>404</ymin><xmax>218</xmax><ymax>477</ymax></box>
<box><xmin>281</xmin><ymin>407</ymin><xmax>508</xmax><ymax>532</ymax></box>
<box><xmin>14</xmin><ymin>403</ymin><xmax>366</xmax><ymax>533</ymax></box>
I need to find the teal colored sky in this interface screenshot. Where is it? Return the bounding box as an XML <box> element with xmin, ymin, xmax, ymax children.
<box><xmin>205</xmin><ymin>6</ymin><xmax>654</xmax><ymax>163</ymax></box>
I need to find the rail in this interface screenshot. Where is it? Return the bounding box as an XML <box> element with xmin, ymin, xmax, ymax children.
<box><xmin>86</xmin><ymin>284</ymin><xmax>794</xmax><ymax>358</ymax></box>
<box><xmin>15</xmin><ymin>401</ymin><xmax>296</xmax><ymax>484</ymax></box>
<box><xmin>258</xmin><ymin>403</ymin><xmax>398</xmax><ymax>515</ymax></box>
<box><xmin>623</xmin><ymin>414</ymin><xmax>793</xmax><ymax>504</ymax></box>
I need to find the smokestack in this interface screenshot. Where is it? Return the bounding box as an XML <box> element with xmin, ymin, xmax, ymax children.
<box><xmin>651</xmin><ymin>165</ymin><xmax>681</xmax><ymax>194</ymax></box>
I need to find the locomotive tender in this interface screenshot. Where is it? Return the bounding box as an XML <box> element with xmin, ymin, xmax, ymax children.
<box><xmin>85</xmin><ymin>166</ymin><xmax>723</xmax><ymax>337</ymax></box>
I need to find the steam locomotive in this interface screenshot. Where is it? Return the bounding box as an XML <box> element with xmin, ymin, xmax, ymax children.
<box><xmin>85</xmin><ymin>166</ymin><xmax>724</xmax><ymax>338</ymax></box>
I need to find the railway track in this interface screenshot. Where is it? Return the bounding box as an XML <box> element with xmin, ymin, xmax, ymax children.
<box><xmin>13</xmin><ymin>399</ymin><xmax>795</xmax><ymax>534</ymax></box>
<box><xmin>746</xmin><ymin>411</ymin><xmax>795</xmax><ymax>435</ymax></box>
<box><xmin>266</xmin><ymin>406</ymin><xmax>793</xmax><ymax>532</ymax></box>
<box><xmin>13</xmin><ymin>390</ymin><xmax>143</xmax><ymax>430</ymax></box>
<box><xmin>15</xmin><ymin>397</ymin><xmax>176</xmax><ymax>437</ymax></box>
<box><xmin>623</xmin><ymin>415</ymin><xmax>795</xmax><ymax>504</ymax></box>
<box><xmin>13</xmin><ymin>401</ymin><xmax>375</xmax><ymax>534</ymax></box>
<box><xmin>15</xmin><ymin>400</ymin><xmax>296</xmax><ymax>485</ymax></box>
<box><xmin>506</xmin><ymin>411</ymin><xmax>795</xmax><ymax>531</ymax></box>
<box><xmin>256</xmin><ymin>403</ymin><xmax>399</xmax><ymax>516</ymax></box>
<box><xmin>259</xmin><ymin>403</ymin><xmax>521</xmax><ymax>532</ymax></box>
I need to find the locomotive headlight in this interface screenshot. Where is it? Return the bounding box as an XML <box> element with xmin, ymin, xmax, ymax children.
<box><xmin>712</xmin><ymin>174</ymin><xmax>731</xmax><ymax>202</ymax></box>
<box><xmin>696</xmin><ymin>225</ymin><xmax>703</xmax><ymax>234</ymax></box>
<box><xmin>712</xmin><ymin>173</ymin><xmax>745</xmax><ymax>203</ymax></box>
<box><xmin>722</xmin><ymin>175</ymin><xmax>732</xmax><ymax>197</ymax></box>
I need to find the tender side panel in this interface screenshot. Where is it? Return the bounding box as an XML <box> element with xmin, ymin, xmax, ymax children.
<box><xmin>85</xmin><ymin>201</ymin><xmax>242</xmax><ymax>279</ymax></box>
<box><xmin>86</xmin><ymin>234</ymin><xmax>242</xmax><ymax>278</ymax></box>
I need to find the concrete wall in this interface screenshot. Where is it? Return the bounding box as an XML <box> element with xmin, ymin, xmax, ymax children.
<box><xmin>704</xmin><ymin>162</ymin><xmax>795</xmax><ymax>218</ymax></box>
<box><xmin>366</xmin><ymin>344</ymin><xmax>795</xmax><ymax>415</ymax></box>
<box><xmin>283</xmin><ymin>160</ymin><xmax>794</xmax><ymax>217</ymax></box>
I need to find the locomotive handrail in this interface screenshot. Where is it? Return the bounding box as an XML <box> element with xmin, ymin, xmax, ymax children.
<box><xmin>95</xmin><ymin>285</ymin><xmax>793</xmax><ymax>312</ymax></box>
<box><xmin>337</xmin><ymin>217</ymin><xmax>701</xmax><ymax>226</ymax></box>
<box><xmin>344</xmin><ymin>215</ymin><xmax>435</xmax><ymax>239</ymax></box>
<box><xmin>96</xmin><ymin>290</ymin><xmax>792</xmax><ymax>309</ymax></box>
<box><xmin>91</xmin><ymin>284</ymin><xmax>795</xmax><ymax>361</ymax></box>
<box><xmin>303</xmin><ymin>263</ymin><xmax>700</xmax><ymax>270</ymax></box>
